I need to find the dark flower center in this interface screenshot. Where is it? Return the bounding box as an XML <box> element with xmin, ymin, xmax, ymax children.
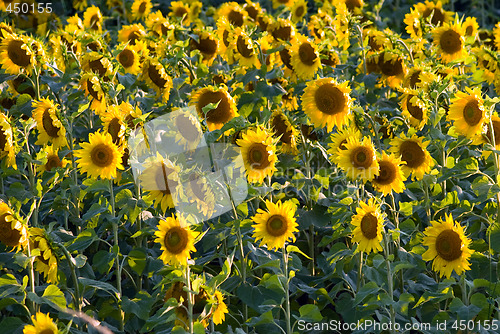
<box><xmin>266</xmin><ymin>215</ymin><xmax>288</xmax><ymax>237</ymax></box>
<box><xmin>462</xmin><ymin>100</ymin><xmax>482</xmax><ymax>126</ymax></box>
<box><xmin>400</xmin><ymin>140</ymin><xmax>425</xmax><ymax>168</ymax></box>
<box><xmin>164</xmin><ymin>226</ymin><xmax>188</xmax><ymax>254</ymax></box>
<box><xmin>435</xmin><ymin>229</ymin><xmax>462</xmax><ymax>261</ymax></box>
<box><xmin>360</xmin><ymin>213</ymin><xmax>378</xmax><ymax>239</ymax></box>
<box><xmin>314</xmin><ymin>83</ymin><xmax>346</xmax><ymax>115</ymax></box>
<box><xmin>298</xmin><ymin>42</ymin><xmax>317</xmax><ymax>66</ymax></box>
<box><xmin>350</xmin><ymin>146</ymin><xmax>373</xmax><ymax>169</ymax></box>
<box><xmin>374</xmin><ymin>161</ymin><xmax>397</xmax><ymax>185</ymax></box>
<box><xmin>439</xmin><ymin>29</ymin><xmax>462</xmax><ymax>55</ymax></box>
<box><xmin>8</xmin><ymin>40</ymin><xmax>31</xmax><ymax>67</ymax></box>
<box><xmin>90</xmin><ymin>143</ymin><xmax>114</xmax><ymax>167</ymax></box>
<box><xmin>248</xmin><ymin>143</ymin><xmax>270</xmax><ymax>169</ymax></box>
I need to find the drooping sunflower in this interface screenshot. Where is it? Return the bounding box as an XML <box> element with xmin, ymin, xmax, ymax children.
<box><xmin>142</xmin><ymin>58</ymin><xmax>172</xmax><ymax>103</ymax></box>
<box><xmin>289</xmin><ymin>34</ymin><xmax>322</xmax><ymax>81</ymax></box>
<box><xmin>389</xmin><ymin>131</ymin><xmax>434</xmax><ymax>181</ymax></box>
<box><xmin>190</xmin><ymin>85</ymin><xmax>238</xmax><ymax>132</ymax></box>
<box><xmin>270</xmin><ymin>109</ymin><xmax>298</xmax><ymax>154</ymax></box>
<box><xmin>244</xmin><ymin>0</ymin><xmax>262</xmax><ymax>22</ymax></box>
<box><xmin>472</xmin><ymin>47</ymin><xmax>498</xmax><ymax>84</ymax></box>
<box><xmin>230</xmin><ymin>27</ymin><xmax>259</xmax><ymax>68</ymax></box>
<box><xmin>217</xmin><ymin>2</ymin><xmax>247</xmax><ymax>27</ymax></box>
<box><xmin>0</xmin><ymin>34</ymin><xmax>36</xmax><ymax>75</ymax></box>
<box><xmin>0</xmin><ymin>112</ymin><xmax>17</xmax><ymax>169</ymax></box>
<box><xmin>237</xmin><ymin>127</ymin><xmax>278</xmax><ymax>184</ymax></box>
<box><xmin>32</xmin><ymin>98</ymin><xmax>68</xmax><ymax>149</ymax></box>
<box><xmin>35</xmin><ymin>146</ymin><xmax>68</xmax><ymax>174</ymax></box>
<box><xmin>448</xmin><ymin>87</ymin><xmax>485</xmax><ymax>140</ymax></box>
<box><xmin>351</xmin><ymin>198</ymin><xmax>384</xmax><ymax>254</ymax></box>
<box><xmin>400</xmin><ymin>90</ymin><xmax>428</xmax><ymax>130</ymax></box>
<box><xmin>146</xmin><ymin>10</ymin><xmax>175</xmax><ymax>39</ymax></box>
<box><xmin>130</xmin><ymin>0</ymin><xmax>153</xmax><ymax>21</ymax></box>
<box><xmin>335</xmin><ymin>136</ymin><xmax>379</xmax><ymax>183</ymax></box>
<box><xmin>484</xmin><ymin>113</ymin><xmax>500</xmax><ymax>150</ymax></box>
<box><xmin>216</xmin><ymin>16</ymin><xmax>235</xmax><ymax>60</ymax></box>
<box><xmin>0</xmin><ymin>201</ymin><xmax>28</xmax><ymax>252</ymax></box>
<box><xmin>404</xmin><ymin>8</ymin><xmax>424</xmax><ymax>41</ymax></box>
<box><xmin>140</xmin><ymin>154</ymin><xmax>181</xmax><ymax>213</ymax></box>
<box><xmin>100</xmin><ymin>105</ymin><xmax>127</xmax><ymax>145</ymax></box>
<box><xmin>154</xmin><ymin>214</ymin><xmax>198</xmax><ymax>266</ymax></box>
<box><xmin>432</xmin><ymin>22</ymin><xmax>466</xmax><ymax>63</ymax></box>
<box><xmin>211</xmin><ymin>290</ymin><xmax>229</xmax><ymax>325</ymax></box>
<box><xmin>81</xmin><ymin>52</ymin><xmax>114</xmax><ymax>79</ymax></box>
<box><xmin>377</xmin><ymin>51</ymin><xmax>406</xmax><ymax>88</ymax></box>
<box><xmin>169</xmin><ymin>1</ymin><xmax>191</xmax><ymax>25</ymax></box>
<box><xmin>23</xmin><ymin>312</ymin><xmax>59</xmax><ymax>334</ymax></box>
<box><xmin>30</xmin><ymin>227</ymin><xmax>58</xmax><ymax>284</ymax></box>
<box><xmin>327</xmin><ymin>125</ymin><xmax>362</xmax><ymax>160</ymax></box>
<box><xmin>371</xmin><ymin>152</ymin><xmax>406</xmax><ymax>196</ymax></box>
<box><xmin>190</xmin><ymin>29</ymin><xmax>219</xmax><ymax>65</ymax></box>
<box><xmin>269</xmin><ymin>18</ymin><xmax>295</xmax><ymax>44</ymax></box>
<box><xmin>74</xmin><ymin>131</ymin><xmax>124</xmax><ymax>180</ymax></box>
<box><xmin>301</xmin><ymin>78</ymin><xmax>352</xmax><ymax>132</ymax></box>
<box><xmin>80</xmin><ymin>72</ymin><xmax>107</xmax><ymax>115</ymax></box>
<box><xmin>118</xmin><ymin>24</ymin><xmax>146</xmax><ymax>46</ymax></box>
<box><xmin>172</xmin><ymin>109</ymin><xmax>203</xmax><ymax>150</ymax></box>
<box><xmin>252</xmin><ymin>200</ymin><xmax>298</xmax><ymax>251</ymax></box>
<box><xmin>83</xmin><ymin>6</ymin><xmax>104</xmax><ymax>33</ymax></box>
<box><xmin>422</xmin><ymin>213</ymin><xmax>473</xmax><ymax>279</ymax></box>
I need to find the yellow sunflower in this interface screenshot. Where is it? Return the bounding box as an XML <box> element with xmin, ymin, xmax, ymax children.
<box><xmin>74</xmin><ymin>131</ymin><xmax>124</xmax><ymax>180</ymax></box>
<box><xmin>389</xmin><ymin>131</ymin><xmax>434</xmax><ymax>181</ymax></box>
<box><xmin>244</xmin><ymin>0</ymin><xmax>262</xmax><ymax>22</ymax></box>
<box><xmin>23</xmin><ymin>312</ymin><xmax>59</xmax><ymax>334</ymax></box>
<box><xmin>0</xmin><ymin>201</ymin><xmax>28</xmax><ymax>252</ymax></box>
<box><xmin>35</xmin><ymin>146</ymin><xmax>68</xmax><ymax>174</ymax></box>
<box><xmin>272</xmin><ymin>0</ymin><xmax>293</xmax><ymax>9</ymax></box>
<box><xmin>140</xmin><ymin>154</ymin><xmax>181</xmax><ymax>213</ymax></box>
<box><xmin>270</xmin><ymin>109</ymin><xmax>298</xmax><ymax>154</ymax></box>
<box><xmin>290</xmin><ymin>34</ymin><xmax>322</xmax><ymax>81</ymax></box>
<box><xmin>335</xmin><ymin>136</ymin><xmax>379</xmax><ymax>183</ymax></box>
<box><xmin>100</xmin><ymin>105</ymin><xmax>127</xmax><ymax>145</ymax></box>
<box><xmin>377</xmin><ymin>51</ymin><xmax>406</xmax><ymax>88</ymax></box>
<box><xmin>400</xmin><ymin>90</ymin><xmax>428</xmax><ymax>130</ymax></box>
<box><xmin>211</xmin><ymin>290</ymin><xmax>229</xmax><ymax>325</ymax></box>
<box><xmin>30</xmin><ymin>227</ymin><xmax>58</xmax><ymax>284</ymax></box>
<box><xmin>142</xmin><ymin>58</ymin><xmax>172</xmax><ymax>103</ymax></box>
<box><xmin>117</xmin><ymin>42</ymin><xmax>143</xmax><ymax>75</ymax></box>
<box><xmin>269</xmin><ymin>18</ymin><xmax>296</xmax><ymax>44</ymax></box>
<box><xmin>484</xmin><ymin>113</ymin><xmax>500</xmax><ymax>150</ymax></box>
<box><xmin>327</xmin><ymin>125</ymin><xmax>362</xmax><ymax>160</ymax></box>
<box><xmin>81</xmin><ymin>52</ymin><xmax>113</xmax><ymax>79</ymax></box>
<box><xmin>422</xmin><ymin>213</ymin><xmax>473</xmax><ymax>278</ymax></box>
<box><xmin>130</xmin><ymin>0</ymin><xmax>153</xmax><ymax>21</ymax></box>
<box><xmin>0</xmin><ymin>34</ymin><xmax>36</xmax><ymax>75</ymax></box>
<box><xmin>432</xmin><ymin>22</ymin><xmax>466</xmax><ymax>63</ymax></box>
<box><xmin>146</xmin><ymin>10</ymin><xmax>175</xmax><ymax>39</ymax></box>
<box><xmin>251</xmin><ymin>200</ymin><xmax>298</xmax><ymax>251</ymax></box>
<box><xmin>0</xmin><ymin>112</ymin><xmax>17</xmax><ymax>169</ymax></box>
<box><xmin>472</xmin><ymin>47</ymin><xmax>498</xmax><ymax>84</ymax></box>
<box><xmin>154</xmin><ymin>214</ymin><xmax>198</xmax><ymax>266</ymax></box>
<box><xmin>190</xmin><ymin>29</ymin><xmax>219</xmax><ymax>65</ymax></box>
<box><xmin>351</xmin><ymin>198</ymin><xmax>384</xmax><ymax>254</ymax></box>
<box><xmin>216</xmin><ymin>2</ymin><xmax>247</xmax><ymax>27</ymax></box>
<box><xmin>448</xmin><ymin>87</ymin><xmax>485</xmax><ymax>140</ymax></box>
<box><xmin>184</xmin><ymin>173</ymin><xmax>216</xmax><ymax>218</ymax></box>
<box><xmin>32</xmin><ymin>98</ymin><xmax>68</xmax><ymax>149</ymax></box>
<box><xmin>463</xmin><ymin>16</ymin><xmax>479</xmax><ymax>39</ymax></box>
<box><xmin>404</xmin><ymin>8</ymin><xmax>424</xmax><ymax>41</ymax></box>
<box><xmin>172</xmin><ymin>110</ymin><xmax>203</xmax><ymax>150</ymax></box>
<box><xmin>291</xmin><ymin>0</ymin><xmax>308</xmax><ymax>23</ymax></box>
<box><xmin>190</xmin><ymin>85</ymin><xmax>238</xmax><ymax>132</ymax></box>
<box><xmin>83</xmin><ymin>6</ymin><xmax>104</xmax><ymax>33</ymax></box>
<box><xmin>236</xmin><ymin>127</ymin><xmax>278</xmax><ymax>184</ymax></box>
<box><xmin>371</xmin><ymin>152</ymin><xmax>406</xmax><ymax>196</ymax></box>
<box><xmin>80</xmin><ymin>72</ymin><xmax>107</xmax><ymax>115</ymax></box>
<box><xmin>230</xmin><ymin>27</ymin><xmax>259</xmax><ymax>68</ymax></box>
<box><xmin>415</xmin><ymin>0</ymin><xmax>453</xmax><ymax>27</ymax></box>
<box><xmin>495</xmin><ymin>22</ymin><xmax>500</xmax><ymax>51</ymax></box>
<box><xmin>118</xmin><ymin>24</ymin><xmax>146</xmax><ymax>46</ymax></box>
<box><xmin>216</xmin><ymin>16</ymin><xmax>234</xmax><ymax>60</ymax></box>
<box><xmin>301</xmin><ymin>78</ymin><xmax>353</xmax><ymax>132</ymax></box>
<box><xmin>169</xmin><ymin>1</ymin><xmax>191</xmax><ymax>25</ymax></box>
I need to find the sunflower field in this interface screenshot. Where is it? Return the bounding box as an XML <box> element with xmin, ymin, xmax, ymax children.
<box><xmin>2</xmin><ymin>0</ymin><xmax>500</xmax><ymax>333</ymax></box>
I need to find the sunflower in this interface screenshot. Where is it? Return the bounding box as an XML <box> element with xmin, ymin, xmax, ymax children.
<box><xmin>415</xmin><ymin>0</ymin><xmax>452</xmax><ymax>27</ymax></box>
<box><xmin>351</xmin><ymin>198</ymin><xmax>384</xmax><ymax>253</ymax></box>
<box><xmin>146</xmin><ymin>10</ymin><xmax>174</xmax><ymax>38</ymax></box>
<box><xmin>0</xmin><ymin>112</ymin><xmax>17</xmax><ymax>169</ymax></box>
<box><xmin>190</xmin><ymin>29</ymin><xmax>219</xmax><ymax>65</ymax></box>
<box><xmin>269</xmin><ymin>18</ymin><xmax>295</xmax><ymax>43</ymax></box>
<box><xmin>301</xmin><ymin>78</ymin><xmax>352</xmax><ymax>132</ymax></box>
<box><xmin>23</xmin><ymin>312</ymin><xmax>59</xmax><ymax>334</ymax></box>
<box><xmin>270</xmin><ymin>109</ymin><xmax>298</xmax><ymax>154</ymax></box>
<box><xmin>211</xmin><ymin>290</ymin><xmax>229</xmax><ymax>325</ymax></box>
<box><xmin>400</xmin><ymin>90</ymin><xmax>428</xmax><ymax>129</ymax></box>
<box><xmin>169</xmin><ymin>1</ymin><xmax>191</xmax><ymax>25</ymax></box>
<box><xmin>422</xmin><ymin>213</ymin><xmax>473</xmax><ymax>278</ymax></box>
<box><xmin>142</xmin><ymin>58</ymin><xmax>172</xmax><ymax>103</ymax></box>
<box><xmin>230</xmin><ymin>27</ymin><xmax>259</xmax><ymax>68</ymax></box>
<box><xmin>371</xmin><ymin>152</ymin><xmax>406</xmax><ymax>196</ymax></box>
<box><xmin>484</xmin><ymin>114</ymin><xmax>500</xmax><ymax>150</ymax></box>
<box><xmin>183</xmin><ymin>172</ymin><xmax>216</xmax><ymax>218</ymax></box>
<box><xmin>100</xmin><ymin>105</ymin><xmax>127</xmax><ymax>145</ymax></box>
<box><xmin>83</xmin><ymin>6</ymin><xmax>104</xmax><ymax>33</ymax></box>
<box><xmin>432</xmin><ymin>22</ymin><xmax>466</xmax><ymax>63</ymax></box>
<box><xmin>244</xmin><ymin>0</ymin><xmax>262</xmax><ymax>22</ymax></box>
<box><xmin>289</xmin><ymin>34</ymin><xmax>322</xmax><ymax>81</ymax></box>
<box><xmin>495</xmin><ymin>22</ymin><xmax>500</xmax><ymax>51</ymax></box>
<box><xmin>378</xmin><ymin>51</ymin><xmax>406</xmax><ymax>88</ymax></box>
<box><xmin>81</xmin><ymin>52</ymin><xmax>113</xmax><ymax>79</ymax></box>
<box><xmin>35</xmin><ymin>146</ymin><xmax>68</xmax><ymax>174</ymax></box>
<box><xmin>237</xmin><ymin>127</ymin><xmax>278</xmax><ymax>184</ymax></box>
<box><xmin>216</xmin><ymin>16</ymin><xmax>234</xmax><ymax>59</ymax></box>
<box><xmin>389</xmin><ymin>131</ymin><xmax>434</xmax><ymax>181</ymax></box>
<box><xmin>472</xmin><ymin>48</ymin><xmax>498</xmax><ymax>84</ymax></box>
<box><xmin>327</xmin><ymin>126</ymin><xmax>362</xmax><ymax>160</ymax></box>
<box><xmin>130</xmin><ymin>0</ymin><xmax>152</xmax><ymax>21</ymax></box>
<box><xmin>117</xmin><ymin>43</ymin><xmax>143</xmax><ymax>75</ymax></box>
<box><xmin>251</xmin><ymin>200</ymin><xmax>298</xmax><ymax>251</ymax></box>
<box><xmin>448</xmin><ymin>87</ymin><xmax>485</xmax><ymax>140</ymax></box>
<box><xmin>80</xmin><ymin>72</ymin><xmax>107</xmax><ymax>115</ymax></box>
<box><xmin>172</xmin><ymin>109</ymin><xmax>203</xmax><ymax>150</ymax></box>
<box><xmin>140</xmin><ymin>154</ymin><xmax>181</xmax><ymax>213</ymax></box>
<box><xmin>30</xmin><ymin>227</ymin><xmax>58</xmax><ymax>284</ymax></box>
<box><xmin>404</xmin><ymin>8</ymin><xmax>424</xmax><ymax>41</ymax></box>
<box><xmin>463</xmin><ymin>16</ymin><xmax>478</xmax><ymax>39</ymax></box>
<box><xmin>0</xmin><ymin>34</ymin><xmax>36</xmax><ymax>75</ymax></box>
<box><xmin>32</xmin><ymin>98</ymin><xmax>68</xmax><ymax>149</ymax></box>
<box><xmin>190</xmin><ymin>85</ymin><xmax>238</xmax><ymax>132</ymax></box>
<box><xmin>154</xmin><ymin>214</ymin><xmax>198</xmax><ymax>266</ymax></box>
<box><xmin>0</xmin><ymin>201</ymin><xmax>28</xmax><ymax>252</ymax></box>
<box><xmin>118</xmin><ymin>24</ymin><xmax>146</xmax><ymax>46</ymax></box>
<box><xmin>272</xmin><ymin>0</ymin><xmax>293</xmax><ymax>9</ymax></box>
<box><xmin>217</xmin><ymin>2</ymin><xmax>247</xmax><ymax>28</ymax></box>
<box><xmin>335</xmin><ymin>136</ymin><xmax>379</xmax><ymax>182</ymax></box>
<box><xmin>74</xmin><ymin>131</ymin><xmax>124</xmax><ymax>180</ymax></box>
<box><xmin>291</xmin><ymin>0</ymin><xmax>308</xmax><ymax>23</ymax></box>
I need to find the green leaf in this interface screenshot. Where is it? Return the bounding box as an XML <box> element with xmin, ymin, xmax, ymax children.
<box><xmin>0</xmin><ymin>317</ymin><xmax>24</xmax><ymax>334</ymax></box>
<box><xmin>449</xmin><ymin>297</ymin><xmax>482</xmax><ymax>320</ymax></box>
<box><xmin>122</xmin><ymin>291</ymin><xmax>155</xmax><ymax>320</ymax></box>
<box><xmin>74</xmin><ymin>254</ymin><xmax>87</xmax><ymax>269</ymax></box>
<box><xmin>489</xmin><ymin>225</ymin><xmax>500</xmax><ymax>253</ymax></box>
<box><xmin>247</xmin><ymin>310</ymin><xmax>275</xmax><ymax>326</ymax></box>
<box><xmin>298</xmin><ymin>304</ymin><xmax>323</xmax><ymax>322</ymax></box>
<box><xmin>127</xmin><ymin>249</ymin><xmax>147</xmax><ymax>275</ymax></box>
<box><xmin>354</xmin><ymin>281</ymin><xmax>380</xmax><ymax>305</ymax></box>
<box><xmin>286</xmin><ymin>245</ymin><xmax>312</xmax><ymax>259</ymax></box>
<box><xmin>67</xmin><ymin>229</ymin><xmax>97</xmax><ymax>252</ymax></box>
<box><xmin>42</xmin><ymin>285</ymin><xmax>66</xmax><ymax>310</ymax></box>
<box><xmin>93</xmin><ymin>250</ymin><xmax>115</xmax><ymax>274</ymax></box>
<box><xmin>79</xmin><ymin>277</ymin><xmax>119</xmax><ymax>299</ymax></box>
<box><xmin>82</xmin><ymin>202</ymin><xmax>108</xmax><ymax>222</ymax></box>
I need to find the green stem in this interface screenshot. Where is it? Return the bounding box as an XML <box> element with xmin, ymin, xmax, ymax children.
<box><xmin>383</xmin><ymin>233</ymin><xmax>396</xmax><ymax>333</ymax></box>
<box><xmin>357</xmin><ymin>251</ymin><xmax>364</xmax><ymax>291</ymax></box>
<box><xmin>282</xmin><ymin>246</ymin><xmax>291</xmax><ymax>334</ymax></box>
<box><xmin>59</xmin><ymin>243</ymin><xmax>81</xmax><ymax>312</ymax></box>
<box><xmin>109</xmin><ymin>179</ymin><xmax>124</xmax><ymax>332</ymax></box>
<box><xmin>299</xmin><ymin>133</ymin><xmax>315</xmax><ymax>275</ymax></box>
<box><xmin>185</xmin><ymin>264</ymin><xmax>194</xmax><ymax>334</ymax></box>
<box><xmin>26</xmin><ymin>239</ymin><xmax>37</xmax><ymax>314</ymax></box>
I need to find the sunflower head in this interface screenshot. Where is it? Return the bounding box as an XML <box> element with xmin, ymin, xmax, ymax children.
<box><xmin>211</xmin><ymin>290</ymin><xmax>229</xmax><ymax>325</ymax></box>
<box><xmin>36</xmin><ymin>146</ymin><xmax>69</xmax><ymax>174</ymax></box>
<box><xmin>190</xmin><ymin>85</ymin><xmax>238</xmax><ymax>131</ymax></box>
<box><xmin>0</xmin><ymin>201</ymin><xmax>28</xmax><ymax>252</ymax></box>
<box><xmin>23</xmin><ymin>312</ymin><xmax>59</xmax><ymax>334</ymax></box>
<box><xmin>335</xmin><ymin>136</ymin><xmax>379</xmax><ymax>183</ymax></box>
<box><xmin>289</xmin><ymin>34</ymin><xmax>322</xmax><ymax>81</ymax></box>
<box><xmin>351</xmin><ymin>198</ymin><xmax>384</xmax><ymax>254</ymax></box>
<box><xmin>0</xmin><ymin>112</ymin><xmax>17</xmax><ymax>169</ymax></box>
<box><xmin>270</xmin><ymin>110</ymin><xmax>298</xmax><ymax>154</ymax></box>
<box><xmin>447</xmin><ymin>87</ymin><xmax>485</xmax><ymax>139</ymax></box>
<box><xmin>389</xmin><ymin>131</ymin><xmax>434</xmax><ymax>181</ymax></box>
<box><xmin>269</xmin><ymin>18</ymin><xmax>295</xmax><ymax>43</ymax></box>
<box><xmin>432</xmin><ymin>22</ymin><xmax>466</xmax><ymax>63</ymax></box>
<box><xmin>154</xmin><ymin>214</ymin><xmax>198</xmax><ymax>266</ymax></box>
<box><xmin>81</xmin><ymin>72</ymin><xmax>107</xmax><ymax>115</ymax></box>
<box><xmin>252</xmin><ymin>200</ymin><xmax>298</xmax><ymax>251</ymax></box>
<box><xmin>74</xmin><ymin>130</ymin><xmax>124</xmax><ymax>180</ymax></box>
<box><xmin>190</xmin><ymin>29</ymin><xmax>219</xmax><ymax>64</ymax></box>
<box><xmin>32</xmin><ymin>98</ymin><xmax>68</xmax><ymax>149</ymax></box>
<box><xmin>371</xmin><ymin>152</ymin><xmax>406</xmax><ymax>196</ymax></box>
<box><xmin>118</xmin><ymin>24</ymin><xmax>146</xmax><ymax>46</ymax></box>
<box><xmin>0</xmin><ymin>34</ymin><xmax>36</xmax><ymax>75</ymax></box>
<box><xmin>328</xmin><ymin>125</ymin><xmax>362</xmax><ymax>160</ymax></box>
<box><xmin>301</xmin><ymin>78</ymin><xmax>352</xmax><ymax>132</ymax></box>
<box><xmin>236</xmin><ymin>127</ymin><xmax>278</xmax><ymax>184</ymax></box>
<box><xmin>422</xmin><ymin>213</ymin><xmax>473</xmax><ymax>278</ymax></box>
<box><xmin>83</xmin><ymin>6</ymin><xmax>104</xmax><ymax>32</ymax></box>
<box><xmin>400</xmin><ymin>90</ymin><xmax>428</xmax><ymax>130</ymax></box>
<box><xmin>142</xmin><ymin>58</ymin><xmax>172</xmax><ymax>103</ymax></box>
<box><xmin>30</xmin><ymin>227</ymin><xmax>59</xmax><ymax>283</ymax></box>
<box><xmin>130</xmin><ymin>0</ymin><xmax>153</xmax><ymax>21</ymax></box>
